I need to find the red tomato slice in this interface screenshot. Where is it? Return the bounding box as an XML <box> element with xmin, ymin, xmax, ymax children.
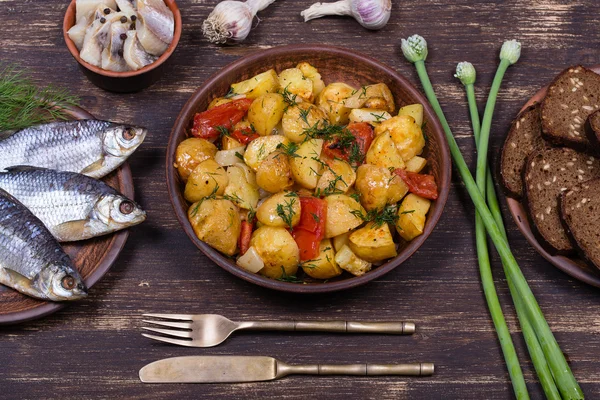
<box><xmin>231</xmin><ymin>126</ymin><xmax>260</xmax><ymax>144</ymax></box>
<box><xmin>322</xmin><ymin>122</ymin><xmax>374</xmax><ymax>166</ymax></box>
<box><xmin>191</xmin><ymin>98</ymin><xmax>253</xmax><ymax>140</ymax></box>
<box><xmin>394</xmin><ymin>169</ymin><xmax>439</xmax><ymax>200</ymax></box>
<box><xmin>238</xmin><ymin>220</ymin><xmax>253</xmax><ymax>256</ymax></box>
<box><xmin>292</xmin><ymin>197</ymin><xmax>327</xmax><ymax>261</ymax></box>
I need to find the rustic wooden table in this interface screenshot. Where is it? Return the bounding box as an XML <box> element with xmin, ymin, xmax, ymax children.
<box><xmin>1</xmin><ymin>1</ymin><xmax>600</xmax><ymax>399</ymax></box>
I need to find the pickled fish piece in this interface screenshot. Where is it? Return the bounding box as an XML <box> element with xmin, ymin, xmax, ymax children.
<box><xmin>68</xmin><ymin>14</ymin><xmax>92</xmax><ymax>50</ymax></box>
<box><xmin>137</xmin><ymin>0</ymin><xmax>174</xmax><ymax>44</ymax></box>
<box><xmin>101</xmin><ymin>22</ymin><xmax>129</xmax><ymax>72</ymax></box>
<box><xmin>79</xmin><ymin>12</ymin><xmax>127</xmax><ymax>67</ymax></box>
<box><xmin>123</xmin><ymin>31</ymin><xmax>157</xmax><ymax>70</ymax></box>
<box><xmin>136</xmin><ymin>17</ymin><xmax>168</xmax><ymax>56</ymax></box>
<box><xmin>76</xmin><ymin>0</ymin><xmax>117</xmax><ymax>22</ymax></box>
<box><xmin>116</xmin><ymin>0</ymin><xmax>137</xmax><ymax>16</ymax></box>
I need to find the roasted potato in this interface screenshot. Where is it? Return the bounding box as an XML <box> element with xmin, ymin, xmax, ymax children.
<box><xmin>398</xmin><ymin>104</ymin><xmax>424</xmax><ymax>126</ymax></box>
<box><xmin>244</xmin><ymin>135</ymin><xmax>289</xmax><ymax>171</ymax></box>
<box><xmin>366</xmin><ymin>130</ymin><xmax>405</xmax><ymax>170</ymax></box>
<box><xmin>297</xmin><ymin>62</ymin><xmax>325</xmax><ymax>98</ymax></box>
<box><xmin>355</xmin><ymin>164</ymin><xmax>408</xmax><ymax>211</ymax></box>
<box><xmin>184</xmin><ymin>159</ymin><xmax>228</xmax><ymax>202</ymax></box>
<box><xmin>317</xmin><ymin>82</ymin><xmax>356</xmax><ymax>125</ymax></box>
<box><xmin>375</xmin><ymin>115</ymin><xmax>425</xmax><ymax>161</ymax></box>
<box><xmin>251</xmin><ymin>226</ymin><xmax>300</xmax><ymax>279</ymax></box>
<box><xmin>279</xmin><ymin>68</ymin><xmax>314</xmax><ymax>102</ymax></box>
<box><xmin>247</xmin><ymin>93</ymin><xmax>286</xmax><ymax>136</ymax></box>
<box><xmin>222</xmin><ymin>134</ymin><xmax>243</xmax><ymax>150</ymax></box>
<box><xmin>349</xmin><ymin>223</ymin><xmax>397</xmax><ymax>263</ymax></box>
<box><xmin>188</xmin><ymin>198</ymin><xmax>240</xmax><ymax>256</ymax></box>
<box><xmin>230</xmin><ymin>69</ymin><xmax>280</xmax><ymax>99</ymax></box>
<box><xmin>302</xmin><ymin>239</ymin><xmax>342</xmax><ymax>279</ymax></box>
<box><xmin>334</xmin><ymin>244</ymin><xmax>372</xmax><ymax>276</ymax></box>
<box><xmin>175</xmin><ymin>138</ymin><xmax>218</xmax><ymax>182</ymax></box>
<box><xmin>405</xmin><ymin>156</ymin><xmax>428</xmax><ymax>173</ymax></box>
<box><xmin>256</xmin><ymin>191</ymin><xmax>301</xmax><ymax>228</ymax></box>
<box><xmin>207</xmin><ymin>97</ymin><xmax>233</xmax><ymax>110</ymax></box>
<box><xmin>332</xmin><ymin>232</ymin><xmax>350</xmax><ymax>252</ymax></box>
<box><xmin>324</xmin><ymin>194</ymin><xmax>365</xmax><ymax>238</ymax></box>
<box><xmin>255</xmin><ymin>151</ymin><xmax>294</xmax><ymax>193</ymax></box>
<box><xmin>396</xmin><ymin>193</ymin><xmax>431</xmax><ymax>241</ymax></box>
<box><xmin>315</xmin><ymin>158</ymin><xmax>356</xmax><ymax>194</ymax></box>
<box><xmin>289</xmin><ymin>139</ymin><xmax>324</xmax><ymax>189</ymax></box>
<box><xmin>343</xmin><ymin>83</ymin><xmax>395</xmax><ymax>113</ymax></box>
<box><xmin>224</xmin><ymin>164</ymin><xmax>259</xmax><ymax>210</ymax></box>
<box><xmin>348</xmin><ymin>108</ymin><xmax>391</xmax><ymax>125</ymax></box>
<box><xmin>282</xmin><ymin>102</ymin><xmax>329</xmax><ymax>143</ymax></box>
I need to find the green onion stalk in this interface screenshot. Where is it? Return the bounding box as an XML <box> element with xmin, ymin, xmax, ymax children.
<box><xmin>456</xmin><ymin>61</ymin><xmax>560</xmax><ymax>400</ymax></box>
<box><xmin>401</xmin><ymin>35</ymin><xmax>583</xmax><ymax>400</ymax></box>
<box><xmin>454</xmin><ymin>61</ymin><xmax>528</xmax><ymax>399</ymax></box>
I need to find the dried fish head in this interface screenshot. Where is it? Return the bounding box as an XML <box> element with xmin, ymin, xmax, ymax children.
<box><xmin>103</xmin><ymin>124</ymin><xmax>147</xmax><ymax>159</ymax></box>
<box><xmin>90</xmin><ymin>194</ymin><xmax>146</xmax><ymax>236</ymax></box>
<box><xmin>37</xmin><ymin>263</ymin><xmax>88</xmax><ymax>301</ymax></box>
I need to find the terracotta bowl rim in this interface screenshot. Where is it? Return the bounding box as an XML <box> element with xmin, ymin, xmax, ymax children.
<box><xmin>62</xmin><ymin>0</ymin><xmax>182</xmax><ymax>78</ymax></box>
<box><xmin>166</xmin><ymin>44</ymin><xmax>451</xmax><ymax>294</ymax></box>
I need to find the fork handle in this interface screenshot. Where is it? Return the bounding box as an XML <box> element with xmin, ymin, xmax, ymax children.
<box><xmin>239</xmin><ymin>321</ymin><xmax>415</xmax><ymax>334</ymax></box>
<box><xmin>276</xmin><ymin>362</ymin><xmax>434</xmax><ymax>378</ymax></box>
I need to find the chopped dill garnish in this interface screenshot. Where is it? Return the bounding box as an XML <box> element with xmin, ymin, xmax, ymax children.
<box><xmin>370</xmin><ymin>111</ymin><xmax>388</xmax><ymax>122</ymax></box>
<box><xmin>234</xmin><ymin>151</ymin><xmax>244</xmax><ymax>160</ymax></box>
<box><xmin>189</xmin><ymin>183</ymin><xmax>220</xmax><ymax>217</ymax></box>
<box><xmin>276</xmin><ymin>267</ymin><xmax>304</xmax><ymax>283</ymax></box>
<box><xmin>215</xmin><ymin>125</ymin><xmax>230</xmax><ymax>138</ymax></box>
<box><xmin>401</xmin><ymin>209</ymin><xmax>415</xmax><ymax>214</ymax></box>
<box><xmin>282</xmin><ymin>85</ymin><xmax>298</xmax><ymax>107</ymax></box>
<box><xmin>311</xmin><ymin>212</ymin><xmax>320</xmax><ymax>223</ymax></box>
<box><xmin>299</xmin><ymin>107</ymin><xmax>311</xmax><ymax>125</ymax></box>
<box><xmin>351</xmin><ymin>205</ymin><xmax>398</xmax><ymax>228</ymax></box>
<box><xmin>276</xmin><ymin>197</ymin><xmax>297</xmax><ymax>230</ymax></box>
<box><xmin>223</xmin><ymin>87</ymin><xmax>236</xmax><ymax>99</ymax></box>
<box><xmin>277</xmin><ymin>141</ymin><xmax>300</xmax><ymax>158</ymax></box>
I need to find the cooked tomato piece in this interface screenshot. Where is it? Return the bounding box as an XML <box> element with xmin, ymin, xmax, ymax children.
<box><xmin>238</xmin><ymin>220</ymin><xmax>254</xmax><ymax>256</ymax></box>
<box><xmin>394</xmin><ymin>169</ymin><xmax>438</xmax><ymax>200</ymax></box>
<box><xmin>191</xmin><ymin>98</ymin><xmax>253</xmax><ymax>140</ymax></box>
<box><xmin>292</xmin><ymin>197</ymin><xmax>327</xmax><ymax>261</ymax></box>
<box><xmin>231</xmin><ymin>126</ymin><xmax>260</xmax><ymax>144</ymax></box>
<box><xmin>322</xmin><ymin>122</ymin><xmax>374</xmax><ymax>165</ymax></box>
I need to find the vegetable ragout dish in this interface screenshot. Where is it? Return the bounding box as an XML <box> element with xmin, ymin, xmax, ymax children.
<box><xmin>174</xmin><ymin>62</ymin><xmax>438</xmax><ymax>282</ymax></box>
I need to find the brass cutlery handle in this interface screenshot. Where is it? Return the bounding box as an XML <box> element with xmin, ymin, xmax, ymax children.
<box><xmin>277</xmin><ymin>362</ymin><xmax>434</xmax><ymax>378</ymax></box>
<box><xmin>241</xmin><ymin>320</ymin><xmax>415</xmax><ymax>334</ymax></box>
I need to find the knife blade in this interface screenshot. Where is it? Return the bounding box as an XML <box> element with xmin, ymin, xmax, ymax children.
<box><xmin>139</xmin><ymin>356</ymin><xmax>434</xmax><ymax>383</ymax></box>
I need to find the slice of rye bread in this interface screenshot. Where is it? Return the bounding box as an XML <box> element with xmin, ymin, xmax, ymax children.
<box><xmin>585</xmin><ymin>109</ymin><xmax>600</xmax><ymax>148</ymax></box>
<box><xmin>523</xmin><ymin>147</ymin><xmax>600</xmax><ymax>254</ymax></box>
<box><xmin>501</xmin><ymin>103</ymin><xmax>545</xmax><ymax>198</ymax></box>
<box><xmin>540</xmin><ymin>65</ymin><xmax>600</xmax><ymax>152</ymax></box>
<box><xmin>560</xmin><ymin>178</ymin><xmax>600</xmax><ymax>269</ymax></box>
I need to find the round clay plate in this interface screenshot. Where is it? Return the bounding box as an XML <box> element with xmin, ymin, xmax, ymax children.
<box><xmin>505</xmin><ymin>65</ymin><xmax>600</xmax><ymax>287</ymax></box>
<box><xmin>167</xmin><ymin>44</ymin><xmax>451</xmax><ymax>294</ymax></box>
<box><xmin>0</xmin><ymin>107</ymin><xmax>134</xmax><ymax>324</ymax></box>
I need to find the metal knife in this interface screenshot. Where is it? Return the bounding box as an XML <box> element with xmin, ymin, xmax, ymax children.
<box><xmin>139</xmin><ymin>356</ymin><xmax>434</xmax><ymax>383</ymax></box>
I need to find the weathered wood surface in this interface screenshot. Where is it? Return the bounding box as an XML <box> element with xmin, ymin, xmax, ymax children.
<box><xmin>1</xmin><ymin>1</ymin><xmax>600</xmax><ymax>399</ymax></box>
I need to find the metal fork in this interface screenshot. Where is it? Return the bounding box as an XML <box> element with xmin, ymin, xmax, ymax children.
<box><xmin>142</xmin><ymin>314</ymin><xmax>415</xmax><ymax>348</ymax></box>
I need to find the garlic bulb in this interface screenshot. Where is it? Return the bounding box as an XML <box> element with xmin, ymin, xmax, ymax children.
<box><xmin>202</xmin><ymin>0</ymin><xmax>277</xmax><ymax>44</ymax></box>
<box><xmin>301</xmin><ymin>0</ymin><xmax>391</xmax><ymax>30</ymax></box>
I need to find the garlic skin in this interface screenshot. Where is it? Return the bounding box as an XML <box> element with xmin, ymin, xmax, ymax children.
<box><xmin>301</xmin><ymin>0</ymin><xmax>391</xmax><ymax>31</ymax></box>
<box><xmin>202</xmin><ymin>0</ymin><xmax>277</xmax><ymax>44</ymax></box>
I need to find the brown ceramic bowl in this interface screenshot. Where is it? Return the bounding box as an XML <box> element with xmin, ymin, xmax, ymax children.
<box><xmin>166</xmin><ymin>44</ymin><xmax>451</xmax><ymax>293</ymax></box>
<box><xmin>63</xmin><ymin>0</ymin><xmax>181</xmax><ymax>93</ymax></box>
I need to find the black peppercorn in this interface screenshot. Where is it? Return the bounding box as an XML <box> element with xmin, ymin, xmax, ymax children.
<box><xmin>117</xmin><ymin>49</ymin><xmax>123</xmax><ymax>57</ymax></box>
<box><xmin>103</xmin><ymin>8</ymin><xmax>110</xmax><ymax>14</ymax></box>
<box><xmin>130</xmin><ymin>23</ymin><xmax>136</xmax><ymax>30</ymax></box>
<box><xmin>131</xmin><ymin>15</ymin><xmax>137</xmax><ymax>21</ymax></box>
<box><xmin>100</xmin><ymin>17</ymin><xmax>106</xmax><ymax>23</ymax></box>
<box><xmin>120</xmin><ymin>33</ymin><xmax>127</xmax><ymax>40</ymax></box>
<box><xmin>120</xmin><ymin>16</ymin><xmax>128</xmax><ymax>23</ymax></box>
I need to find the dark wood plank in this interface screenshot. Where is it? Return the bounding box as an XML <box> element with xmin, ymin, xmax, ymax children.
<box><xmin>1</xmin><ymin>0</ymin><xmax>600</xmax><ymax>399</ymax></box>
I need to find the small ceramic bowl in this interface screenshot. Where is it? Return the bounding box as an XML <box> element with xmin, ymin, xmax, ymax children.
<box><xmin>63</xmin><ymin>0</ymin><xmax>181</xmax><ymax>93</ymax></box>
<box><xmin>166</xmin><ymin>44</ymin><xmax>451</xmax><ymax>293</ymax></box>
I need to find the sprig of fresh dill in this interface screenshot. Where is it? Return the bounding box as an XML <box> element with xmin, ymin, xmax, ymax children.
<box><xmin>0</xmin><ymin>64</ymin><xmax>80</xmax><ymax>132</ymax></box>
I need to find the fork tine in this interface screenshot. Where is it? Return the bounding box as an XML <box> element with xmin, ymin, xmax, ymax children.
<box><xmin>142</xmin><ymin>319</ymin><xmax>192</xmax><ymax>330</ymax></box>
<box><xmin>142</xmin><ymin>327</ymin><xmax>192</xmax><ymax>339</ymax></box>
<box><xmin>143</xmin><ymin>313</ymin><xmax>195</xmax><ymax>321</ymax></box>
<box><xmin>142</xmin><ymin>333</ymin><xmax>195</xmax><ymax>347</ymax></box>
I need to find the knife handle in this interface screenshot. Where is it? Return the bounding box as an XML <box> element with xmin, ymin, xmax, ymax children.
<box><xmin>276</xmin><ymin>362</ymin><xmax>434</xmax><ymax>378</ymax></box>
<box><xmin>240</xmin><ymin>320</ymin><xmax>415</xmax><ymax>334</ymax></box>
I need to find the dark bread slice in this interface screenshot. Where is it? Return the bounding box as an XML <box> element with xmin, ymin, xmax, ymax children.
<box><xmin>560</xmin><ymin>178</ymin><xmax>600</xmax><ymax>269</ymax></box>
<box><xmin>500</xmin><ymin>103</ymin><xmax>545</xmax><ymax>198</ymax></box>
<box><xmin>523</xmin><ymin>147</ymin><xmax>600</xmax><ymax>254</ymax></box>
<box><xmin>540</xmin><ymin>65</ymin><xmax>600</xmax><ymax>152</ymax></box>
<box><xmin>585</xmin><ymin>109</ymin><xmax>600</xmax><ymax>148</ymax></box>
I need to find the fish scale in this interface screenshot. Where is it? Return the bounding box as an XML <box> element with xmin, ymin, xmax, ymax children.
<box><xmin>0</xmin><ymin>120</ymin><xmax>110</xmax><ymax>173</ymax></box>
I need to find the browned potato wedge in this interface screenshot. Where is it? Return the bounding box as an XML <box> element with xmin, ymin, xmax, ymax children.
<box><xmin>396</xmin><ymin>194</ymin><xmax>431</xmax><ymax>241</ymax></box>
<box><xmin>247</xmin><ymin>93</ymin><xmax>286</xmax><ymax>136</ymax></box>
<box><xmin>279</xmin><ymin>68</ymin><xmax>314</xmax><ymax>102</ymax></box>
<box><xmin>334</xmin><ymin>245</ymin><xmax>372</xmax><ymax>276</ymax></box>
<box><xmin>230</xmin><ymin>69</ymin><xmax>280</xmax><ymax>99</ymax></box>
<box><xmin>188</xmin><ymin>198</ymin><xmax>240</xmax><ymax>256</ymax></box>
<box><xmin>175</xmin><ymin>138</ymin><xmax>218</xmax><ymax>182</ymax></box>
<box><xmin>255</xmin><ymin>151</ymin><xmax>294</xmax><ymax>193</ymax></box>
<box><xmin>324</xmin><ymin>194</ymin><xmax>365</xmax><ymax>238</ymax></box>
<box><xmin>224</xmin><ymin>164</ymin><xmax>259</xmax><ymax>210</ymax></box>
<box><xmin>348</xmin><ymin>108</ymin><xmax>391</xmax><ymax>125</ymax></box>
<box><xmin>251</xmin><ymin>226</ymin><xmax>300</xmax><ymax>279</ymax></box>
<box><xmin>256</xmin><ymin>191</ymin><xmax>301</xmax><ymax>228</ymax></box>
<box><xmin>349</xmin><ymin>222</ymin><xmax>397</xmax><ymax>263</ymax></box>
<box><xmin>244</xmin><ymin>135</ymin><xmax>289</xmax><ymax>171</ymax></box>
<box><xmin>405</xmin><ymin>156</ymin><xmax>427</xmax><ymax>173</ymax></box>
<box><xmin>317</xmin><ymin>82</ymin><xmax>356</xmax><ymax>125</ymax></box>
<box><xmin>375</xmin><ymin>115</ymin><xmax>425</xmax><ymax>161</ymax></box>
<box><xmin>302</xmin><ymin>239</ymin><xmax>342</xmax><ymax>279</ymax></box>
<box><xmin>297</xmin><ymin>62</ymin><xmax>325</xmax><ymax>98</ymax></box>
<box><xmin>343</xmin><ymin>83</ymin><xmax>395</xmax><ymax>113</ymax></box>
<box><xmin>315</xmin><ymin>158</ymin><xmax>356</xmax><ymax>195</ymax></box>
<box><xmin>184</xmin><ymin>159</ymin><xmax>228</xmax><ymax>203</ymax></box>
<box><xmin>366</xmin><ymin>130</ymin><xmax>405</xmax><ymax>170</ymax></box>
<box><xmin>289</xmin><ymin>139</ymin><xmax>324</xmax><ymax>189</ymax></box>
<box><xmin>398</xmin><ymin>104</ymin><xmax>424</xmax><ymax>126</ymax></box>
<box><xmin>282</xmin><ymin>102</ymin><xmax>329</xmax><ymax>143</ymax></box>
<box><xmin>355</xmin><ymin>164</ymin><xmax>407</xmax><ymax>211</ymax></box>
